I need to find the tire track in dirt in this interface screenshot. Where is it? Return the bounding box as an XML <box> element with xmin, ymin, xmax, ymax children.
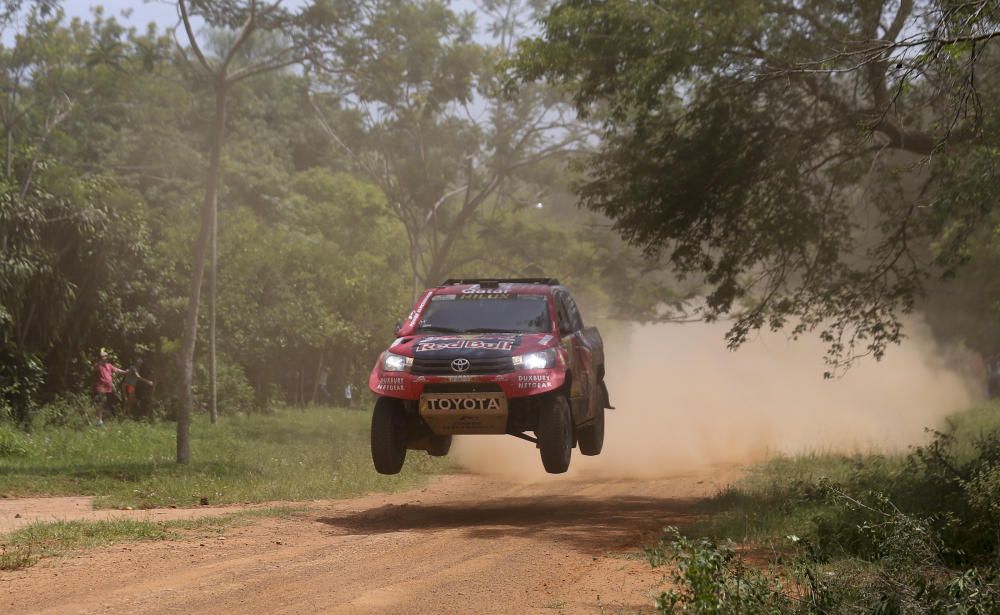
<box><xmin>1</xmin><ymin>470</ymin><xmax>738</xmax><ymax>614</ymax></box>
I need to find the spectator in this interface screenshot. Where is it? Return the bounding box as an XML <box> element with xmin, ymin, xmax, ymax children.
<box><xmin>123</xmin><ymin>358</ymin><xmax>154</xmax><ymax>418</ymax></box>
<box><xmin>93</xmin><ymin>350</ymin><xmax>125</xmax><ymax>426</ymax></box>
<box><xmin>317</xmin><ymin>367</ymin><xmax>331</xmax><ymax>404</ymax></box>
<box><xmin>344</xmin><ymin>382</ymin><xmax>353</xmax><ymax>408</ymax></box>
<box><xmin>988</xmin><ymin>353</ymin><xmax>1000</xmax><ymax>400</ymax></box>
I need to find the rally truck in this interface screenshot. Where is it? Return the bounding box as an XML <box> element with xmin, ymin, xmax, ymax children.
<box><xmin>368</xmin><ymin>278</ymin><xmax>612</xmax><ymax>474</ymax></box>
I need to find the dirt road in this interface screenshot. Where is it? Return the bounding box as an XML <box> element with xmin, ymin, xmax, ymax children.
<box><xmin>1</xmin><ymin>470</ymin><xmax>735</xmax><ymax>614</ymax></box>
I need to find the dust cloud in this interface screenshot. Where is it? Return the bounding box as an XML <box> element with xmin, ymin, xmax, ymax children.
<box><xmin>451</xmin><ymin>320</ymin><xmax>980</xmax><ymax>481</ymax></box>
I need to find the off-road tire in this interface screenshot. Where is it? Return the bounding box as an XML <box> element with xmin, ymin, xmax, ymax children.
<box><xmin>537</xmin><ymin>394</ymin><xmax>573</xmax><ymax>474</ymax></box>
<box><xmin>371</xmin><ymin>397</ymin><xmax>406</xmax><ymax>474</ymax></box>
<box><xmin>577</xmin><ymin>405</ymin><xmax>604</xmax><ymax>456</ymax></box>
<box><xmin>427</xmin><ymin>434</ymin><xmax>452</xmax><ymax>457</ymax></box>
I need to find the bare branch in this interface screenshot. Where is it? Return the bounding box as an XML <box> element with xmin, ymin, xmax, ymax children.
<box><xmin>178</xmin><ymin>0</ymin><xmax>212</xmax><ymax>74</ymax></box>
<box><xmin>228</xmin><ymin>55</ymin><xmax>304</xmax><ymax>82</ymax></box>
<box><xmin>220</xmin><ymin>5</ymin><xmax>258</xmax><ymax>74</ymax></box>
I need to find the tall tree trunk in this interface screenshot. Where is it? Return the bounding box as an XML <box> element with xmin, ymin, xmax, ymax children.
<box><xmin>209</xmin><ymin>185</ymin><xmax>218</xmax><ymax>425</ymax></box>
<box><xmin>411</xmin><ymin>229</ymin><xmax>422</xmax><ymax>303</ymax></box>
<box><xmin>311</xmin><ymin>353</ymin><xmax>324</xmax><ymax>405</ymax></box>
<box><xmin>177</xmin><ymin>80</ymin><xmax>227</xmax><ymax>464</ymax></box>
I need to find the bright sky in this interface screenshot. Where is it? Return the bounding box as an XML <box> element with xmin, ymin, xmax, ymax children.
<box><xmin>63</xmin><ymin>1</ymin><xmax>179</xmax><ymax>29</ymax></box>
<box><xmin>62</xmin><ymin>0</ymin><xmax>487</xmax><ymax>33</ymax></box>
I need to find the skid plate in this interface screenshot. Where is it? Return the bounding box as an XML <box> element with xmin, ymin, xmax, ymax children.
<box><xmin>418</xmin><ymin>393</ymin><xmax>508</xmax><ymax>435</ymax></box>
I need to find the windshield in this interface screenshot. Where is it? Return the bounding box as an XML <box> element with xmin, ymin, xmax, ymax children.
<box><xmin>417</xmin><ymin>295</ymin><xmax>550</xmax><ymax>334</ymax></box>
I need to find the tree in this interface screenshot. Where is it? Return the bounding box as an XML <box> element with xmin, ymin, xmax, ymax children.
<box><xmin>173</xmin><ymin>0</ymin><xmax>352</xmax><ymax>461</ymax></box>
<box><xmin>214</xmin><ymin>169</ymin><xmax>408</xmax><ymax>408</ymax></box>
<box><xmin>314</xmin><ymin>0</ymin><xmax>589</xmax><ymax>299</ymax></box>
<box><xmin>514</xmin><ymin>0</ymin><xmax>1000</xmax><ymax>372</ymax></box>
<box><xmin>0</xmin><ymin>6</ymin><xmax>168</xmax><ymax>421</ymax></box>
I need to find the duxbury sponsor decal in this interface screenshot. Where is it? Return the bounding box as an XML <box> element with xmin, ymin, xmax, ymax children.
<box><xmin>376</xmin><ymin>377</ymin><xmax>405</xmax><ymax>392</ymax></box>
<box><xmin>516</xmin><ymin>373</ymin><xmax>552</xmax><ymax>389</ymax></box>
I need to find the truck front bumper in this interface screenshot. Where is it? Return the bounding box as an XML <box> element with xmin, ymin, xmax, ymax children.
<box><xmin>368</xmin><ymin>367</ymin><xmax>566</xmax><ymax>401</ymax></box>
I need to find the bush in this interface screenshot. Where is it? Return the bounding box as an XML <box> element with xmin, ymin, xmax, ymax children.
<box><xmin>645</xmin><ymin>527</ymin><xmax>800</xmax><ymax>614</ymax></box>
<box><xmin>194</xmin><ymin>356</ymin><xmax>255</xmax><ymax>415</ymax></box>
<box><xmin>674</xmin><ymin>404</ymin><xmax>1000</xmax><ymax>613</ymax></box>
<box><xmin>650</xmin><ymin>513</ymin><xmax>1000</xmax><ymax>614</ymax></box>
<box><xmin>703</xmin><ymin>404</ymin><xmax>1000</xmax><ymax>565</ymax></box>
<box><xmin>30</xmin><ymin>393</ymin><xmax>95</xmax><ymax>429</ymax></box>
<box><xmin>0</xmin><ymin>347</ymin><xmax>44</xmax><ymax>425</ymax></box>
<box><xmin>0</xmin><ymin>424</ymin><xmax>30</xmax><ymax>457</ymax></box>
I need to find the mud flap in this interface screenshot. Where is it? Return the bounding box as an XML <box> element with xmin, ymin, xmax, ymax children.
<box><xmin>600</xmin><ymin>380</ymin><xmax>615</xmax><ymax>410</ymax></box>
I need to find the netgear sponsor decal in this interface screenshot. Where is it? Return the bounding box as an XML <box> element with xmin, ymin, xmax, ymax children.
<box><xmin>517</xmin><ymin>374</ymin><xmax>552</xmax><ymax>389</ymax></box>
<box><xmin>376</xmin><ymin>377</ymin><xmax>405</xmax><ymax>392</ymax></box>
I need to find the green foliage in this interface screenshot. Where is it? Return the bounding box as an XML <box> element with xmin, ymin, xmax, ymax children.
<box><xmin>647</xmin><ymin>527</ymin><xmax>814</xmax><ymax>614</ymax></box>
<box><xmin>0</xmin><ymin>543</ymin><xmax>37</xmax><ymax>571</ymax></box>
<box><xmin>195</xmin><ymin>356</ymin><xmax>255</xmax><ymax>414</ymax></box>
<box><xmin>514</xmin><ymin>0</ymin><xmax>1000</xmax><ymax>369</ymax></box>
<box><xmin>0</xmin><ymin>9</ymin><xmax>174</xmax><ymax>419</ymax></box>
<box><xmin>682</xmin><ymin>403</ymin><xmax>1000</xmax><ymax>614</ymax></box>
<box><xmin>704</xmin><ymin>404</ymin><xmax>1000</xmax><ymax>563</ymax></box>
<box><xmin>0</xmin><ymin>348</ymin><xmax>43</xmax><ymax>424</ymax></box>
<box><xmin>0</xmin><ymin>506</ymin><xmax>303</xmax><ymax>570</ymax></box>
<box><xmin>29</xmin><ymin>392</ymin><xmax>93</xmax><ymax>429</ymax></box>
<box><xmin>651</xmin><ymin>521</ymin><xmax>1000</xmax><ymax>615</ymax></box>
<box><xmin>963</xmin><ymin>463</ymin><xmax>1000</xmax><ymax>529</ymax></box>
<box><xmin>212</xmin><ymin>170</ymin><xmax>408</xmax><ymax>402</ymax></box>
<box><xmin>7</xmin><ymin>518</ymin><xmax>176</xmax><ymax>554</ymax></box>
<box><xmin>0</xmin><ymin>422</ymin><xmax>30</xmax><ymax>457</ymax></box>
<box><xmin>0</xmin><ymin>1</ymin><xmax>689</xmax><ymax>426</ymax></box>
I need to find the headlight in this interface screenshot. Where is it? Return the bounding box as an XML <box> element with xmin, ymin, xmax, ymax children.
<box><xmin>383</xmin><ymin>352</ymin><xmax>411</xmax><ymax>372</ymax></box>
<box><xmin>515</xmin><ymin>348</ymin><xmax>557</xmax><ymax>370</ymax></box>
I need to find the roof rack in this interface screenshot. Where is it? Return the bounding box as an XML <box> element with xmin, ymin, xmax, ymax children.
<box><xmin>441</xmin><ymin>277</ymin><xmax>561</xmax><ymax>286</ymax></box>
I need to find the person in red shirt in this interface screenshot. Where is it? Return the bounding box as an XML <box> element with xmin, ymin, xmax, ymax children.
<box><xmin>94</xmin><ymin>350</ymin><xmax>126</xmax><ymax>426</ymax></box>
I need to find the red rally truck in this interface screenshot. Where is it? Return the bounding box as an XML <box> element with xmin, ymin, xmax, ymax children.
<box><xmin>368</xmin><ymin>278</ymin><xmax>612</xmax><ymax>474</ymax></box>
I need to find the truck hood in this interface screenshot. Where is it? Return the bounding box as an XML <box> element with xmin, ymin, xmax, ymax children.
<box><xmin>387</xmin><ymin>332</ymin><xmax>558</xmax><ymax>359</ymax></box>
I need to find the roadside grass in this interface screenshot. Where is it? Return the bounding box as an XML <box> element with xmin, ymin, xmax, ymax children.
<box><xmin>697</xmin><ymin>401</ymin><xmax>1000</xmax><ymax>545</ymax></box>
<box><xmin>0</xmin><ymin>407</ymin><xmax>451</xmax><ymax>509</ymax></box>
<box><xmin>0</xmin><ymin>506</ymin><xmax>304</xmax><ymax>571</ymax></box>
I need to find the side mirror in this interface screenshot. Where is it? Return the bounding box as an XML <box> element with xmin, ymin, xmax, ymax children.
<box><xmin>394</xmin><ymin>320</ymin><xmax>402</xmax><ymax>336</ymax></box>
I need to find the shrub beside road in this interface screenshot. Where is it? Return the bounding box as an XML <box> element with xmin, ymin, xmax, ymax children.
<box><xmin>650</xmin><ymin>401</ymin><xmax>1000</xmax><ymax>612</ymax></box>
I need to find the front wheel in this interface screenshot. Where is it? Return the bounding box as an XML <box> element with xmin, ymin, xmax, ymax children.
<box><xmin>371</xmin><ymin>397</ymin><xmax>407</xmax><ymax>474</ymax></box>
<box><xmin>537</xmin><ymin>394</ymin><xmax>573</xmax><ymax>474</ymax></box>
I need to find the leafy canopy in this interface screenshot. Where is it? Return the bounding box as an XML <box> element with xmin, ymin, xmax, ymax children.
<box><xmin>514</xmin><ymin>0</ymin><xmax>1000</xmax><ymax>370</ymax></box>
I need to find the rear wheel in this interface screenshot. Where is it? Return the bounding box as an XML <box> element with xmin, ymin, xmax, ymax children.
<box><xmin>537</xmin><ymin>394</ymin><xmax>572</xmax><ymax>474</ymax></box>
<box><xmin>577</xmin><ymin>405</ymin><xmax>604</xmax><ymax>456</ymax></box>
<box><xmin>371</xmin><ymin>397</ymin><xmax>406</xmax><ymax>474</ymax></box>
<box><xmin>427</xmin><ymin>434</ymin><xmax>452</xmax><ymax>457</ymax></box>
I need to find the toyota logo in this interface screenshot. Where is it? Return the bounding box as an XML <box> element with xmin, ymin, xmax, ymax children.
<box><xmin>451</xmin><ymin>358</ymin><xmax>471</xmax><ymax>373</ymax></box>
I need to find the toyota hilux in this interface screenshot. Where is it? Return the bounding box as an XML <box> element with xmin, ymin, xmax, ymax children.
<box><xmin>368</xmin><ymin>278</ymin><xmax>611</xmax><ymax>474</ymax></box>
